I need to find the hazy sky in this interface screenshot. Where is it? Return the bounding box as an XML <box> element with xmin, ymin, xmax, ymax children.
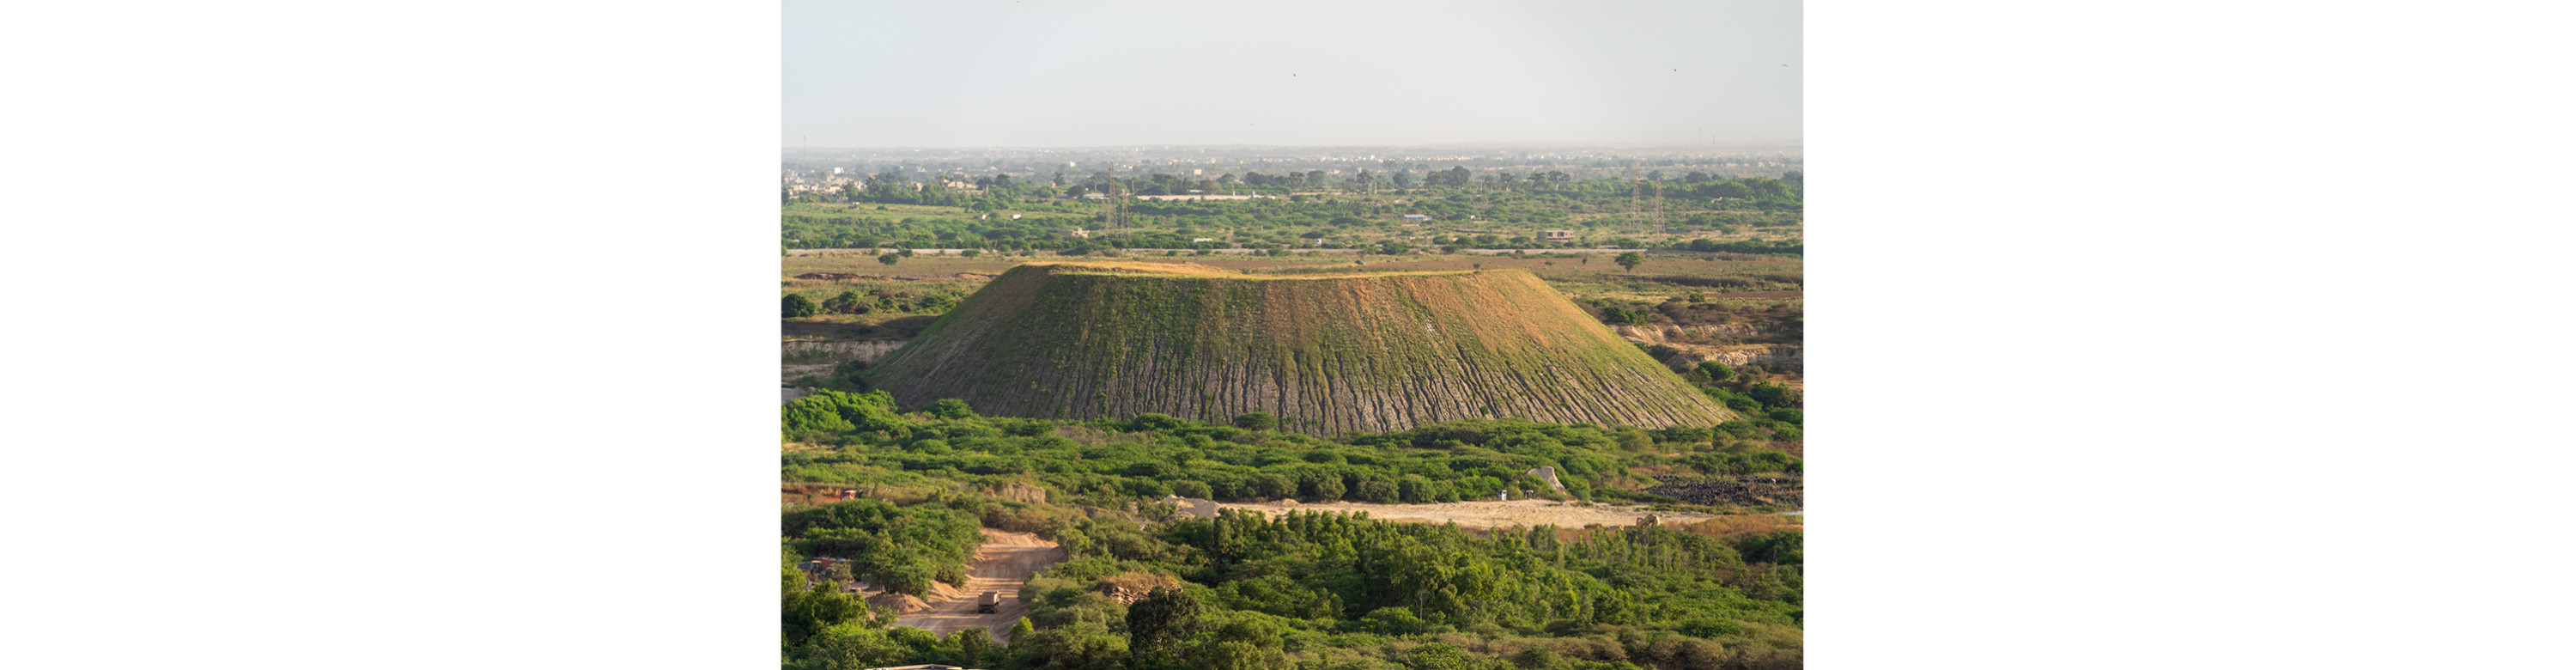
<box><xmin>784</xmin><ymin>0</ymin><xmax>1800</xmax><ymax>148</ymax></box>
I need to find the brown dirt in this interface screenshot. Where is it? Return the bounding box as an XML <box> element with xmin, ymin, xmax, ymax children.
<box><xmin>892</xmin><ymin>528</ymin><xmax>1067</xmax><ymax>644</ymax></box>
<box><xmin>868</xmin><ymin>593</ymin><xmax>930</xmax><ymax>613</ymax></box>
<box><xmin>1214</xmin><ymin>498</ymin><xmax>1720</xmax><ymax>529</ymax></box>
<box><xmin>1091</xmin><ymin>572</ymin><xmax>1185</xmax><ymax>604</ymax></box>
<box><xmin>787</xmin><ymin>271</ymin><xmax>1001</xmax><ymax>283</ymax></box>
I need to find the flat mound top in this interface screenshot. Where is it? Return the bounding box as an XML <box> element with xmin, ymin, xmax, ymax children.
<box><xmin>1021</xmin><ymin>260</ymin><xmax>1480</xmax><ymax>282</ymax></box>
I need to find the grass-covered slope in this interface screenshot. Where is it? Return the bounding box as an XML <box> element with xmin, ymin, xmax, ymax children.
<box><xmin>867</xmin><ymin>262</ymin><xmax>1735</xmax><ymax>435</ymax></box>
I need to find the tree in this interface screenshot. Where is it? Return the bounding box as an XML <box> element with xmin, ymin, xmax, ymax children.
<box><xmin>950</xmin><ymin>629</ymin><xmax>995</xmax><ymax>669</ymax></box>
<box><xmin>1127</xmin><ymin>587</ymin><xmax>1204</xmax><ymax>662</ymax></box>
<box><xmin>1187</xmin><ymin>614</ymin><xmax>1288</xmax><ymax>670</ymax></box>
<box><xmin>794</xmin><ymin>621</ymin><xmax>907</xmax><ymax>670</ymax></box>
<box><xmin>784</xmin><ymin>294</ymin><xmax>820</xmax><ymax>318</ymax></box>
<box><xmin>878</xmin><ymin>253</ymin><xmax>901</xmax><ymax>266</ymax></box>
<box><xmin>783</xmin><ymin>577</ymin><xmax>877</xmax><ymax>649</ymax></box>
<box><xmin>1614</xmin><ymin>252</ymin><xmax>1645</xmax><ymax>271</ymax></box>
<box><xmin>1698</xmin><ymin>361</ymin><xmax>1735</xmax><ymax>382</ymax></box>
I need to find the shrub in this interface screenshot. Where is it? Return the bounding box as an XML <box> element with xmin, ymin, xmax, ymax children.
<box><xmin>1747</xmin><ymin>384</ymin><xmax>1798</xmax><ymax>408</ymax></box>
<box><xmin>1303</xmin><ymin>473</ymin><xmax>1346</xmax><ymax>502</ymax></box>
<box><xmin>1253</xmin><ymin>472</ymin><xmax>1297</xmax><ymax>499</ymax></box>
<box><xmin>927</xmin><ymin>398</ymin><xmax>978</xmax><ymax>420</ymax></box>
<box><xmin>1352</xmin><ymin>476</ymin><xmax>1399</xmax><ymax>502</ymax></box>
<box><xmin>1765</xmin><ymin>408</ymin><xmax>1801</xmax><ymax>425</ymax></box>
<box><xmin>823</xmin><ymin>290</ymin><xmax>869</xmax><ymax>314</ymax></box>
<box><xmin>1233</xmin><ymin>411</ymin><xmax>1279</xmax><ymax>430</ymax></box>
<box><xmin>1362</xmin><ymin>606</ymin><xmax>1430</xmax><ymax>635</ymax></box>
<box><xmin>783</xmin><ymin>294</ymin><xmax>820</xmax><ymax>318</ymax></box>
<box><xmin>1127</xmin><ymin>413</ymin><xmax>1186</xmax><ymax>431</ymax></box>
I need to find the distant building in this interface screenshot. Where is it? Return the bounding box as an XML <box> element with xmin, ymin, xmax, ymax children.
<box><xmin>1538</xmin><ymin>230</ymin><xmax>1576</xmax><ymax>241</ymax></box>
<box><xmin>1402</xmin><ymin>214</ymin><xmax>1431</xmax><ymax>222</ymax></box>
<box><xmin>1192</xmin><ymin>238</ymin><xmax>1215</xmax><ymax>243</ymax></box>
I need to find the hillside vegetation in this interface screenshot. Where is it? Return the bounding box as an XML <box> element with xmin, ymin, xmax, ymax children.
<box><xmin>866</xmin><ymin>264</ymin><xmax>1733</xmax><ymax>435</ymax></box>
<box><xmin>782</xmin><ymin>393</ymin><xmax>1801</xmax><ymax>510</ymax></box>
<box><xmin>782</xmin><ymin>400</ymin><xmax>1806</xmax><ymax>670</ymax></box>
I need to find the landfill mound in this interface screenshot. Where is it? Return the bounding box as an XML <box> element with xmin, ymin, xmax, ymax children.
<box><xmin>867</xmin><ymin>262</ymin><xmax>1734</xmax><ymax>435</ymax></box>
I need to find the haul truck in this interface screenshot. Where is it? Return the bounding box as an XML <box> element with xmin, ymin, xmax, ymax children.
<box><xmin>977</xmin><ymin>592</ymin><xmax>1000</xmax><ymax>613</ymax></box>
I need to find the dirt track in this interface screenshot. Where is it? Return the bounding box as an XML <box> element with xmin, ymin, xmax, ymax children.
<box><xmin>893</xmin><ymin>528</ymin><xmax>1066</xmax><ymax>643</ymax></box>
<box><xmin>1215</xmin><ymin>498</ymin><xmax>1716</xmax><ymax>528</ymax></box>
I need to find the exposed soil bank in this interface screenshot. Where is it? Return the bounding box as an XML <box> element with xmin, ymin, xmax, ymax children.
<box><xmin>1214</xmin><ymin>498</ymin><xmax>1718</xmax><ymax>529</ymax></box>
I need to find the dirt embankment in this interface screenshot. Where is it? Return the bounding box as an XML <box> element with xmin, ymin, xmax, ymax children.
<box><xmin>792</xmin><ymin>271</ymin><xmax>999</xmax><ymax>283</ymax></box>
<box><xmin>1645</xmin><ymin>476</ymin><xmax>1803</xmax><ymax>509</ymax></box>
<box><xmin>1214</xmin><ymin>498</ymin><xmax>1717</xmax><ymax>529</ymax></box>
<box><xmin>892</xmin><ymin>528</ymin><xmax>1066</xmax><ymax>644</ymax></box>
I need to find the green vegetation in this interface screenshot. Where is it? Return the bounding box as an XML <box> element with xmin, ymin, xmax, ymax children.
<box><xmin>781</xmin><ymin>174</ymin><xmax>1799</xmax><ymax>255</ymax></box>
<box><xmin>1012</xmin><ymin>511</ymin><xmax>1807</xmax><ymax>670</ymax></box>
<box><xmin>784</xmin><ymin>499</ymin><xmax>985</xmax><ymax>598</ymax></box>
<box><xmin>781</xmin><ymin>400</ymin><xmax>1805</xmax><ymax>670</ymax></box>
<box><xmin>782</xmin><ymin>399</ymin><xmax>1801</xmax><ymax>512</ymax></box>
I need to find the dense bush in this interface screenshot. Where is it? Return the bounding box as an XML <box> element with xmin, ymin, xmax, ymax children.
<box><xmin>784</xmin><ymin>294</ymin><xmax>821</xmax><ymax>318</ymax></box>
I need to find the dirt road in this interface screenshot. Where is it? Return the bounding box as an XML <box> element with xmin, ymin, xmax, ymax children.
<box><xmin>893</xmin><ymin>528</ymin><xmax>1066</xmax><ymax>643</ymax></box>
<box><xmin>1214</xmin><ymin>498</ymin><xmax>1718</xmax><ymax>528</ymax></box>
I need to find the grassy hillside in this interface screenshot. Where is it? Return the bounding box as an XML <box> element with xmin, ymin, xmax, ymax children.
<box><xmin>866</xmin><ymin>263</ymin><xmax>1734</xmax><ymax>435</ymax></box>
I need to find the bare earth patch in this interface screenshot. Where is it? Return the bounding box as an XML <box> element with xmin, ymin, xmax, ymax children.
<box><xmin>891</xmin><ymin>528</ymin><xmax>1066</xmax><ymax>644</ymax></box>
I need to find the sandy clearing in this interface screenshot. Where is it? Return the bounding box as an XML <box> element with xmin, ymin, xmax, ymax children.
<box><xmin>1214</xmin><ymin>498</ymin><xmax>1717</xmax><ymax>529</ymax></box>
<box><xmin>891</xmin><ymin>528</ymin><xmax>1066</xmax><ymax>644</ymax></box>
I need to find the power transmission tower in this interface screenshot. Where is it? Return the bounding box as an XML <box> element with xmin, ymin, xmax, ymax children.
<box><xmin>1103</xmin><ymin>164</ymin><xmax>1127</xmax><ymax>232</ymax></box>
<box><xmin>1654</xmin><ymin>180</ymin><xmax>1666</xmax><ymax>231</ymax></box>
<box><xmin>1626</xmin><ymin>165</ymin><xmax>1641</xmax><ymax>234</ymax></box>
